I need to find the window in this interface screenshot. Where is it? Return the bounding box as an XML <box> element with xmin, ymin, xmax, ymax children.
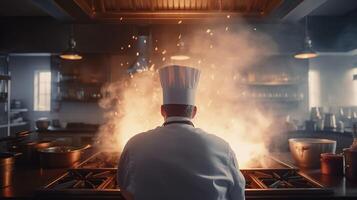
<box><xmin>34</xmin><ymin>71</ymin><xmax>51</xmax><ymax>111</ymax></box>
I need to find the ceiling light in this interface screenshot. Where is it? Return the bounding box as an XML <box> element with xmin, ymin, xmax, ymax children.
<box><xmin>170</xmin><ymin>41</ymin><xmax>190</xmax><ymax>61</ymax></box>
<box><xmin>294</xmin><ymin>17</ymin><xmax>318</xmax><ymax>59</ymax></box>
<box><xmin>60</xmin><ymin>25</ymin><xmax>82</xmax><ymax>60</ymax></box>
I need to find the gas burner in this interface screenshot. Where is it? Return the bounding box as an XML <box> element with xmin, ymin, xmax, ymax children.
<box><xmin>241</xmin><ymin>169</ymin><xmax>332</xmax><ymax>196</ymax></box>
<box><xmin>44</xmin><ymin>169</ymin><xmax>116</xmax><ymax>190</ymax></box>
<box><xmin>77</xmin><ymin>152</ymin><xmax>119</xmax><ymax>169</ymax></box>
<box><xmin>253</xmin><ymin>170</ymin><xmax>315</xmax><ymax>188</ymax></box>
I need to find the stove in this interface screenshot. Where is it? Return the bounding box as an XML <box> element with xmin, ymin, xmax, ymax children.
<box><xmin>37</xmin><ymin>152</ymin><xmax>333</xmax><ymax>199</ymax></box>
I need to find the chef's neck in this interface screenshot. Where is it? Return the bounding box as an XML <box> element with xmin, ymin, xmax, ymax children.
<box><xmin>165</xmin><ymin>116</ymin><xmax>193</xmax><ymax>122</ymax></box>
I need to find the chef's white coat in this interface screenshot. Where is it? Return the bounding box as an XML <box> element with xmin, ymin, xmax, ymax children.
<box><xmin>117</xmin><ymin>117</ymin><xmax>246</xmax><ymax>200</ymax></box>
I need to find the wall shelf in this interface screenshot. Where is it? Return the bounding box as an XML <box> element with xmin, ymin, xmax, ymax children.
<box><xmin>0</xmin><ymin>122</ymin><xmax>28</xmax><ymax>129</ymax></box>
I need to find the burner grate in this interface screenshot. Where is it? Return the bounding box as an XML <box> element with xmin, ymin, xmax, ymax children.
<box><xmin>45</xmin><ymin>169</ymin><xmax>116</xmax><ymax>190</ymax></box>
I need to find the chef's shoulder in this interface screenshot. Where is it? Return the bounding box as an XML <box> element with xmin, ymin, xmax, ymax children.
<box><xmin>193</xmin><ymin>128</ymin><xmax>231</xmax><ymax>150</ymax></box>
<box><xmin>123</xmin><ymin>127</ymin><xmax>161</xmax><ymax>148</ymax></box>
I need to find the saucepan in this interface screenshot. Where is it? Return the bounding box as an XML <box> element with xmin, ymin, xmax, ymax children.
<box><xmin>289</xmin><ymin>138</ymin><xmax>336</xmax><ymax>169</ymax></box>
<box><xmin>38</xmin><ymin>144</ymin><xmax>91</xmax><ymax>168</ymax></box>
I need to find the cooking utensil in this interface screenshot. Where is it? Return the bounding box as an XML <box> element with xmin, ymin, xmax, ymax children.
<box><xmin>36</xmin><ymin>118</ymin><xmax>50</xmax><ymax>130</ymax></box>
<box><xmin>323</xmin><ymin>113</ymin><xmax>337</xmax><ymax>130</ymax></box>
<box><xmin>0</xmin><ymin>152</ymin><xmax>21</xmax><ymax>187</ymax></box>
<box><xmin>289</xmin><ymin>138</ymin><xmax>336</xmax><ymax>169</ymax></box>
<box><xmin>38</xmin><ymin>144</ymin><xmax>91</xmax><ymax>168</ymax></box>
<box><xmin>343</xmin><ymin>148</ymin><xmax>357</xmax><ymax>180</ymax></box>
<box><xmin>320</xmin><ymin>153</ymin><xmax>343</xmax><ymax>176</ymax></box>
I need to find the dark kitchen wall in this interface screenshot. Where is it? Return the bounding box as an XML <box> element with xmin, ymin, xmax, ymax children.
<box><xmin>308</xmin><ymin>55</ymin><xmax>357</xmax><ymax>110</ymax></box>
<box><xmin>9</xmin><ymin>55</ymin><xmax>105</xmax><ymax>129</ymax></box>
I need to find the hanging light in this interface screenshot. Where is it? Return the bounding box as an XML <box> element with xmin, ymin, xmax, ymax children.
<box><xmin>170</xmin><ymin>41</ymin><xmax>190</xmax><ymax>61</ymax></box>
<box><xmin>60</xmin><ymin>24</ymin><xmax>82</xmax><ymax>60</ymax></box>
<box><xmin>294</xmin><ymin>17</ymin><xmax>318</xmax><ymax>59</ymax></box>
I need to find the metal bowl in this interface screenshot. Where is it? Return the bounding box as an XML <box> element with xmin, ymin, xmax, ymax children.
<box><xmin>289</xmin><ymin>138</ymin><xmax>336</xmax><ymax>169</ymax></box>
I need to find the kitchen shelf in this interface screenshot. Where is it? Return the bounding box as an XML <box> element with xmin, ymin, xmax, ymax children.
<box><xmin>10</xmin><ymin>108</ymin><xmax>28</xmax><ymax>113</ymax></box>
<box><xmin>0</xmin><ymin>122</ymin><xmax>28</xmax><ymax>128</ymax></box>
<box><xmin>0</xmin><ymin>74</ymin><xmax>11</xmax><ymax>80</ymax></box>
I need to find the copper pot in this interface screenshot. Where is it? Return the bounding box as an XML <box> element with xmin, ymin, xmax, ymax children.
<box><xmin>0</xmin><ymin>152</ymin><xmax>21</xmax><ymax>188</ymax></box>
<box><xmin>38</xmin><ymin>145</ymin><xmax>91</xmax><ymax>168</ymax></box>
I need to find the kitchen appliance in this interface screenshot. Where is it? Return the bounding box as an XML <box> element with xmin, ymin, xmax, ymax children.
<box><xmin>289</xmin><ymin>138</ymin><xmax>336</xmax><ymax>168</ymax></box>
<box><xmin>323</xmin><ymin>113</ymin><xmax>337</xmax><ymax>130</ymax></box>
<box><xmin>38</xmin><ymin>145</ymin><xmax>91</xmax><ymax>168</ymax></box>
<box><xmin>36</xmin><ymin>118</ymin><xmax>50</xmax><ymax>130</ymax></box>
<box><xmin>320</xmin><ymin>153</ymin><xmax>343</xmax><ymax>176</ymax></box>
<box><xmin>37</xmin><ymin>152</ymin><xmax>332</xmax><ymax>199</ymax></box>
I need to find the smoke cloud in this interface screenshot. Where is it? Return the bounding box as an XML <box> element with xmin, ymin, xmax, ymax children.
<box><xmin>96</xmin><ymin>21</ymin><xmax>279</xmax><ymax>168</ymax></box>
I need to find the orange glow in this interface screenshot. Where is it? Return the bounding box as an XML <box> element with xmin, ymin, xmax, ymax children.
<box><xmin>59</xmin><ymin>53</ymin><xmax>83</xmax><ymax>60</ymax></box>
<box><xmin>170</xmin><ymin>55</ymin><xmax>190</xmax><ymax>61</ymax></box>
<box><xmin>294</xmin><ymin>52</ymin><xmax>318</xmax><ymax>59</ymax></box>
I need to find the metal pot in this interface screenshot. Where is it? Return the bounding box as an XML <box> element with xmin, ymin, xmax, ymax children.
<box><xmin>289</xmin><ymin>138</ymin><xmax>336</xmax><ymax>169</ymax></box>
<box><xmin>36</xmin><ymin>118</ymin><xmax>50</xmax><ymax>130</ymax></box>
<box><xmin>38</xmin><ymin>144</ymin><xmax>91</xmax><ymax>168</ymax></box>
<box><xmin>0</xmin><ymin>152</ymin><xmax>21</xmax><ymax>187</ymax></box>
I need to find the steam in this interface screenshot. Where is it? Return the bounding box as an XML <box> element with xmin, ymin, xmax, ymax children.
<box><xmin>97</xmin><ymin>22</ymin><xmax>278</xmax><ymax>168</ymax></box>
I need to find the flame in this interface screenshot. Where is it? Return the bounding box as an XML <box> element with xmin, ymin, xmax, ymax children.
<box><xmin>97</xmin><ymin>25</ymin><xmax>277</xmax><ymax>168</ymax></box>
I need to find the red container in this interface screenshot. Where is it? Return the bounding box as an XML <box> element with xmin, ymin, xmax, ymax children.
<box><xmin>320</xmin><ymin>153</ymin><xmax>344</xmax><ymax>176</ymax></box>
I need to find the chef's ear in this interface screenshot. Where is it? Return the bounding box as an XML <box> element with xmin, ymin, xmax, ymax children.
<box><xmin>161</xmin><ymin>105</ymin><xmax>167</xmax><ymax>118</ymax></box>
<box><xmin>192</xmin><ymin>106</ymin><xmax>197</xmax><ymax>118</ymax></box>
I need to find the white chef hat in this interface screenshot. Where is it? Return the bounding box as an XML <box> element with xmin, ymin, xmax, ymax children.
<box><xmin>159</xmin><ymin>65</ymin><xmax>200</xmax><ymax>105</ymax></box>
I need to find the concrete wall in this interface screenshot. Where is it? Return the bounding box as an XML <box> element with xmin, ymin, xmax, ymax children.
<box><xmin>9</xmin><ymin>55</ymin><xmax>104</xmax><ymax>129</ymax></box>
<box><xmin>308</xmin><ymin>55</ymin><xmax>357</xmax><ymax>111</ymax></box>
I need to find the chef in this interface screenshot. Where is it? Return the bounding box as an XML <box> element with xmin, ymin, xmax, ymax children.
<box><xmin>117</xmin><ymin>65</ymin><xmax>245</xmax><ymax>200</ymax></box>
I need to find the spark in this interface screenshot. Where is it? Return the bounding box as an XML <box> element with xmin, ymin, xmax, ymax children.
<box><xmin>225</xmin><ymin>26</ymin><xmax>229</xmax><ymax>31</ymax></box>
<box><xmin>136</xmin><ymin>52</ymin><xmax>139</xmax><ymax>56</ymax></box>
<box><xmin>178</xmin><ymin>20</ymin><xmax>182</xmax><ymax>24</ymax></box>
<box><xmin>120</xmin><ymin>46</ymin><xmax>124</xmax><ymax>50</ymax></box>
<box><xmin>120</xmin><ymin>17</ymin><xmax>123</xmax><ymax>21</ymax></box>
<box><xmin>161</xmin><ymin>50</ymin><xmax>167</xmax><ymax>55</ymax></box>
<box><xmin>178</xmin><ymin>34</ymin><xmax>182</xmax><ymax>39</ymax></box>
<box><xmin>206</xmin><ymin>29</ymin><xmax>211</xmax><ymax>33</ymax></box>
<box><xmin>227</xmin><ymin>15</ymin><xmax>231</xmax><ymax>19</ymax></box>
<box><xmin>154</xmin><ymin>47</ymin><xmax>158</xmax><ymax>51</ymax></box>
<box><xmin>144</xmin><ymin>39</ymin><xmax>147</xmax><ymax>44</ymax></box>
<box><xmin>162</xmin><ymin>57</ymin><xmax>166</xmax><ymax>61</ymax></box>
<box><xmin>128</xmin><ymin>44</ymin><xmax>131</xmax><ymax>48</ymax></box>
<box><xmin>209</xmin><ymin>44</ymin><xmax>213</xmax><ymax>49</ymax></box>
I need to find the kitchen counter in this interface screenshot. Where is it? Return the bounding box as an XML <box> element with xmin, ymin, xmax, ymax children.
<box><xmin>1</xmin><ymin>151</ymin><xmax>357</xmax><ymax>200</ymax></box>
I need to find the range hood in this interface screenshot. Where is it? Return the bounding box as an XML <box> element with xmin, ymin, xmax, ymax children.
<box><xmin>127</xmin><ymin>29</ymin><xmax>151</xmax><ymax>75</ymax></box>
